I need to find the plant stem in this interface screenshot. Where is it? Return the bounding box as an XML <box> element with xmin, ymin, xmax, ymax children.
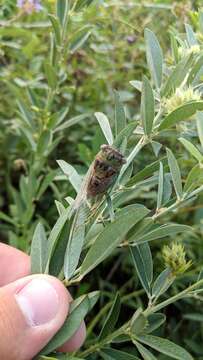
<box><xmin>80</xmin><ymin>325</ymin><xmax>127</xmax><ymax>358</ymax></box>
<box><xmin>144</xmin><ymin>278</ymin><xmax>203</xmax><ymax>316</ymax></box>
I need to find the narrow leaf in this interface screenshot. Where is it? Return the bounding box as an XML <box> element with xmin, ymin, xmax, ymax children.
<box><xmin>80</xmin><ymin>204</ymin><xmax>149</xmax><ymax>277</ymax></box>
<box><xmin>129</xmin><ymin>224</ymin><xmax>191</xmax><ymax>245</ymax></box>
<box><xmin>64</xmin><ymin>203</ymin><xmax>87</xmax><ymax>280</ymax></box>
<box><xmin>70</xmin><ymin>30</ymin><xmax>91</xmax><ymax>53</ymax></box>
<box><xmin>185</xmin><ymin>23</ymin><xmax>197</xmax><ymax>46</ymax></box>
<box><xmin>99</xmin><ymin>292</ymin><xmax>121</xmax><ymax>340</ymax></box>
<box><xmin>95</xmin><ymin>112</ymin><xmax>114</xmax><ymax>145</ymax></box>
<box><xmin>157</xmin><ymin>162</ymin><xmax>164</xmax><ymax>209</ymax></box>
<box><xmin>159</xmin><ymin>101</ymin><xmax>203</xmax><ymax>131</ymax></box>
<box><xmin>141</xmin><ymin>76</ymin><xmax>155</xmax><ymax>135</ymax></box>
<box><xmin>56</xmin><ymin>0</ymin><xmax>69</xmax><ymax>26</ymax></box>
<box><xmin>196</xmin><ymin>111</ymin><xmax>203</xmax><ymax>149</ymax></box>
<box><xmin>127</xmin><ymin>157</ymin><xmax>167</xmax><ymax>186</ymax></box>
<box><xmin>161</xmin><ymin>55</ymin><xmax>193</xmax><ymax>97</ymax></box>
<box><xmin>31</xmin><ymin>223</ymin><xmax>48</xmax><ymax>273</ymax></box>
<box><xmin>179</xmin><ymin>137</ymin><xmax>203</xmax><ymax>162</ymax></box>
<box><xmin>57</xmin><ymin>160</ymin><xmax>82</xmax><ymax>192</ymax></box>
<box><xmin>146</xmin><ymin>313</ymin><xmax>166</xmax><ymax>334</ymax></box>
<box><xmin>101</xmin><ymin>348</ymin><xmax>141</xmax><ymax>360</ymax></box>
<box><xmin>44</xmin><ymin>62</ymin><xmax>57</xmax><ymax>89</ymax></box>
<box><xmin>133</xmin><ymin>340</ymin><xmax>157</xmax><ymax>360</ymax></box>
<box><xmin>46</xmin><ymin>207</ymin><xmax>70</xmax><ymax>271</ymax></box>
<box><xmin>152</xmin><ymin>268</ymin><xmax>174</xmax><ymax>298</ymax></box>
<box><xmin>167</xmin><ymin>148</ymin><xmax>182</xmax><ymax>199</ymax></box>
<box><xmin>184</xmin><ymin>164</ymin><xmax>203</xmax><ymax>192</ymax></box>
<box><xmin>130</xmin><ymin>243</ymin><xmax>153</xmax><ymax>295</ymax></box>
<box><xmin>144</xmin><ymin>28</ymin><xmax>163</xmax><ymax>89</ymax></box>
<box><xmin>114</xmin><ymin>90</ymin><xmax>126</xmax><ymax>136</ymax></box>
<box><xmin>48</xmin><ymin>14</ymin><xmax>61</xmax><ymax>45</ymax></box>
<box><xmin>137</xmin><ymin>335</ymin><xmax>193</xmax><ymax>360</ymax></box>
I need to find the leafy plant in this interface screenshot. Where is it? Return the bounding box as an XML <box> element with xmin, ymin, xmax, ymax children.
<box><xmin>1</xmin><ymin>1</ymin><xmax>203</xmax><ymax>359</ymax></box>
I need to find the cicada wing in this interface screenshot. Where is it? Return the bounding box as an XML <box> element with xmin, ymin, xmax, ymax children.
<box><xmin>72</xmin><ymin>163</ymin><xmax>94</xmax><ymax>211</ymax></box>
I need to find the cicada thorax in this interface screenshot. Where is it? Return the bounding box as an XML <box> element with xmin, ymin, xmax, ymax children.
<box><xmin>87</xmin><ymin>145</ymin><xmax>126</xmax><ymax>198</ymax></box>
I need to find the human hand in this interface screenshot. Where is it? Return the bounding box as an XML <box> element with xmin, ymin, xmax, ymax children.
<box><xmin>0</xmin><ymin>243</ymin><xmax>86</xmax><ymax>360</ymax></box>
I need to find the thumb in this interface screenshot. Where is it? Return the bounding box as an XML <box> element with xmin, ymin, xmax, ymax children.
<box><xmin>0</xmin><ymin>274</ymin><xmax>69</xmax><ymax>360</ymax></box>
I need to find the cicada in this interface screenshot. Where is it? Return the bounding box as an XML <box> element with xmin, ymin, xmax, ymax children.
<box><xmin>71</xmin><ymin>144</ymin><xmax>126</xmax><ymax>218</ymax></box>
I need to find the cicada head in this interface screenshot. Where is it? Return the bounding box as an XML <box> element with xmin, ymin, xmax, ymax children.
<box><xmin>99</xmin><ymin>144</ymin><xmax>126</xmax><ymax>170</ymax></box>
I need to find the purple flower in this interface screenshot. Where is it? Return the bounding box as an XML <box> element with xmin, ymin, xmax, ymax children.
<box><xmin>17</xmin><ymin>0</ymin><xmax>42</xmax><ymax>13</ymax></box>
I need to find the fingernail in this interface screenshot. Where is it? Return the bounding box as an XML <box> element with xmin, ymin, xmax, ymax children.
<box><xmin>15</xmin><ymin>279</ymin><xmax>59</xmax><ymax>326</ymax></box>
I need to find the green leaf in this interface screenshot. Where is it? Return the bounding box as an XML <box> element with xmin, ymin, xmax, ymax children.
<box><xmin>80</xmin><ymin>204</ymin><xmax>149</xmax><ymax>277</ymax></box>
<box><xmin>37</xmin><ymin>170</ymin><xmax>57</xmax><ymax>200</ymax></box>
<box><xmin>187</xmin><ymin>55</ymin><xmax>203</xmax><ymax>85</ymax></box>
<box><xmin>159</xmin><ymin>101</ymin><xmax>203</xmax><ymax>131</ymax></box>
<box><xmin>49</xmin><ymin>222</ymin><xmax>69</xmax><ymax>276</ymax></box>
<box><xmin>70</xmin><ymin>29</ymin><xmax>91</xmax><ymax>53</ymax></box>
<box><xmin>161</xmin><ymin>55</ymin><xmax>193</xmax><ymax>97</ymax></box>
<box><xmin>133</xmin><ymin>340</ymin><xmax>157</xmax><ymax>360</ymax></box>
<box><xmin>196</xmin><ymin>111</ymin><xmax>203</xmax><ymax>150</ymax></box>
<box><xmin>130</xmin><ymin>243</ymin><xmax>153</xmax><ymax>296</ymax></box>
<box><xmin>146</xmin><ymin>313</ymin><xmax>166</xmax><ymax>333</ymax></box>
<box><xmin>57</xmin><ymin>160</ymin><xmax>82</xmax><ymax>192</ymax></box>
<box><xmin>31</xmin><ymin>223</ymin><xmax>48</xmax><ymax>274</ymax></box>
<box><xmin>114</xmin><ymin>122</ymin><xmax>137</xmax><ymax>150</ymax></box>
<box><xmin>64</xmin><ymin>203</ymin><xmax>87</xmax><ymax>280</ymax></box>
<box><xmin>141</xmin><ymin>76</ymin><xmax>155</xmax><ymax>135</ymax></box>
<box><xmin>151</xmin><ymin>141</ymin><xmax>162</xmax><ymax>157</ymax></box>
<box><xmin>137</xmin><ymin>335</ymin><xmax>193</xmax><ymax>360</ymax></box>
<box><xmin>183</xmin><ymin>313</ymin><xmax>203</xmax><ymax>322</ymax></box>
<box><xmin>0</xmin><ymin>211</ymin><xmax>17</xmax><ymax>226</ymax></box>
<box><xmin>39</xmin><ymin>291</ymin><xmax>99</xmax><ymax>356</ymax></box>
<box><xmin>179</xmin><ymin>137</ymin><xmax>203</xmax><ymax>162</ymax></box>
<box><xmin>130</xmin><ymin>80</ymin><xmax>142</xmax><ymax>92</ymax></box>
<box><xmin>37</xmin><ymin>130</ymin><xmax>52</xmax><ymax>156</ymax></box>
<box><xmin>95</xmin><ymin>112</ymin><xmax>114</xmax><ymax>145</ymax></box>
<box><xmin>152</xmin><ymin>268</ymin><xmax>174</xmax><ymax>299</ymax></box>
<box><xmin>162</xmin><ymin>173</ymin><xmax>172</xmax><ymax>204</ymax></box>
<box><xmin>54</xmin><ymin>113</ymin><xmax>91</xmax><ymax>132</ymax></box>
<box><xmin>144</xmin><ymin>28</ymin><xmax>163</xmax><ymax>89</ymax></box>
<box><xmin>101</xmin><ymin>348</ymin><xmax>141</xmax><ymax>360</ymax></box>
<box><xmin>185</xmin><ymin>23</ymin><xmax>197</xmax><ymax>46</ymax></box>
<box><xmin>74</xmin><ymin>0</ymin><xmax>95</xmax><ymax>11</ymax></box>
<box><xmin>127</xmin><ymin>157</ymin><xmax>167</xmax><ymax>186</ymax></box>
<box><xmin>16</xmin><ymin>99</ymin><xmax>34</xmax><ymax>128</ymax></box>
<box><xmin>44</xmin><ymin>63</ymin><xmax>57</xmax><ymax>90</ymax></box>
<box><xmin>114</xmin><ymin>90</ymin><xmax>126</xmax><ymax>136</ymax></box>
<box><xmin>48</xmin><ymin>14</ymin><xmax>61</xmax><ymax>45</ymax></box>
<box><xmin>46</xmin><ymin>207</ymin><xmax>70</xmax><ymax>271</ymax></box>
<box><xmin>99</xmin><ymin>292</ymin><xmax>121</xmax><ymax>340</ymax></box>
<box><xmin>170</xmin><ymin>33</ymin><xmax>179</xmax><ymax>63</ymax></box>
<box><xmin>157</xmin><ymin>162</ymin><xmax>164</xmax><ymax>209</ymax></box>
<box><xmin>56</xmin><ymin>0</ymin><xmax>69</xmax><ymax>26</ymax></box>
<box><xmin>184</xmin><ymin>164</ymin><xmax>203</xmax><ymax>192</ymax></box>
<box><xmin>131</xmin><ymin>309</ymin><xmax>147</xmax><ymax>336</ymax></box>
<box><xmin>129</xmin><ymin>224</ymin><xmax>191</xmax><ymax>245</ymax></box>
<box><xmin>167</xmin><ymin>148</ymin><xmax>182</xmax><ymax>199</ymax></box>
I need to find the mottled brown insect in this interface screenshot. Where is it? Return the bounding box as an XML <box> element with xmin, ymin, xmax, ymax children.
<box><xmin>87</xmin><ymin>144</ymin><xmax>126</xmax><ymax>197</ymax></box>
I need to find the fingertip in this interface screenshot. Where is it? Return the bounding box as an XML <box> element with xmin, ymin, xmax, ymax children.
<box><xmin>0</xmin><ymin>243</ymin><xmax>30</xmax><ymax>286</ymax></box>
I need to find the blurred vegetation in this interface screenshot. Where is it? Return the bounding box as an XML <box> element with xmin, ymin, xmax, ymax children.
<box><xmin>1</xmin><ymin>1</ymin><xmax>203</xmax><ymax>359</ymax></box>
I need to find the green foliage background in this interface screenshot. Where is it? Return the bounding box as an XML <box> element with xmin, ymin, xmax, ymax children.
<box><xmin>1</xmin><ymin>0</ymin><xmax>203</xmax><ymax>359</ymax></box>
